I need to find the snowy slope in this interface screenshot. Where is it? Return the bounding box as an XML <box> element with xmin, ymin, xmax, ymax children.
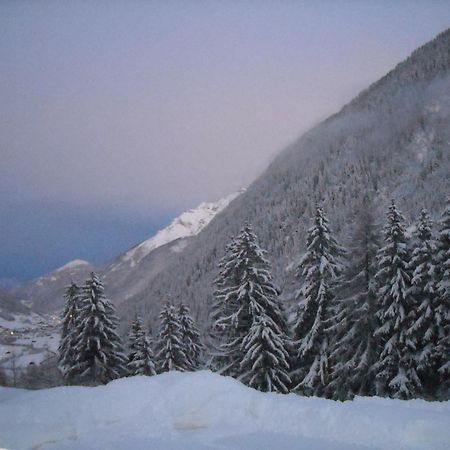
<box><xmin>1</xmin><ymin>371</ymin><xmax>449</xmax><ymax>450</ymax></box>
<box><xmin>111</xmin><ymin>190</ymin><xmax>242</xmax><ymax>270</ymax></box>
<box><xmin>0</xmin><ymin>311</ymin><xmax>60</xmax><ymax>377</ymax></box>
<box><xmin>14</xmin><ymin>260</ymin><xmax>94</xmax><ymax>314</ymax></box>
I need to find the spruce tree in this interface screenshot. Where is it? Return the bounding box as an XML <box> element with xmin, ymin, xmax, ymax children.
<box><xmin>292</xmin><ymin>206</ymin><xmax>344</xmax><ymax>397</ymax></box>
<box><xmin>128</xmin><ymin>315</ymin><xmax>145</xmax><ymax>370</ymax></box>
<box><xmin>329</xmin><ymin>207</ymin><xmax>380</xmax><ymax>399</ymax></box>
<box><xmin>155</xmin><ymin>303</ymin><xmax>189</xmax><ymax>373</ymax></box>
<box><xmin>240</xmin><ymin>312</ymin><xmax>291</xmax><ymax>393</ymax></box>
<box><xmin>178</xmin><ymin>303</ymin><xmax>204</xmax><ymax>370</ymax></box>
<box><xmin>68</xmin><ymin>272</ymin><xmax>127</xmax><ymax>384</ymax></box>
<box><xmin>128</xmin><ymin>332</ymin><xmax>156</xmax><ymax>376</ymax></box>
<box><xmin>235</xmin><ymin>225</ymin><xmax>291</xmax><ymax>392</ymax></box>
<box><xmin>209</xmin><ymin>236</ymin><xmax>239</xmax><ymax>372</ymax></box>
<box><xmin>435</xmin><ymin>197</ymin><xmax>450</xmax><ymax>396</ymax></box>
<box><xmin>58</xmin><ymin>282</ymin><xmax>81</xmax><ymax>380</ymax></box>
<box><xmin>409</xmin><ymin>209</ymin><xmax>440</xmax><ymax>394</ymax></box>
<box><xmin>373</xmin><ymin>201</ymin><xmax>420</xmax><ymax>399</ymax></box>
<box><xmin>212</xmin><ymin>224</ymin><xmax>288</xmax><ymax>379</ymax></box>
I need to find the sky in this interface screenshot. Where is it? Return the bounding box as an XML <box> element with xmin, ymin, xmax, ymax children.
<box><xmin>1</xmin><ymin>1</ymin><xmax>450</xmax><ymax>282</ymax></box>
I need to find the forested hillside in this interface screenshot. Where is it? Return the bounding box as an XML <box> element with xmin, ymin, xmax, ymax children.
<box><xmin>118</xmin><ymin>29</ymin><xmax>450</xmax><ymax>327</ymax></box>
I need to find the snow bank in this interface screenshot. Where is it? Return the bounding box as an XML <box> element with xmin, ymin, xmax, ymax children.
<box><xmin>0</xmin><ymin>371</ymin><xmax>449</xmax><ymax>450</ymax></box>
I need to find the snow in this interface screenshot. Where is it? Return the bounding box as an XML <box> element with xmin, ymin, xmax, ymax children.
<box><xmin>55</xmin><ymin>260</ymin><xmax>91</xmax><ymax>273</ymax></box>
<box><xmin>118</xmin><ymin>191</ymin><xmax>242</xmax><ymax>268</ymax></box>
<box><xmin>1</xmin><ymin>370</ymin><xmax>449</xmax><ymax>450</ymax></box>
<box><xmin>0</xmin><ymin>313</ymin><xmax>60</xmax><ymax>371</ymax></box>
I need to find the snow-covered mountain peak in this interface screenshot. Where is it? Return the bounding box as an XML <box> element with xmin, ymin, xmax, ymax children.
<box><xmin>55</xmin><ymin>259</ymin><xmax>91</xmax><ymax>273</ymax></box>
<box><xmin>120</xmin><ymin>191</ymin><xmax>242</xmax><ymax>268</ymax></box>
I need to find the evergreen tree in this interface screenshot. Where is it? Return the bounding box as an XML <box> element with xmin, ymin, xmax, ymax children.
<box><xmin>292</xmin><ymin>206</ymin><xmax>344</xmax><ymax>397</ymax></box>
<box><xmin>68</xmin><ymin>272</ymin><xmax>127</xmax><ymax>384</ymax></box>
<box><xmin>209</xmin><ymin>236</ymin><xmax>239</xmax><ymax>372</ymax></box>
<box><xmin>212</xmin><ymin>224</ymin><xmax>287</xmax><ymax>379</ymax></box>
<box><xmin>155</xmin><ymin>303</ymin><xmax>189</xmax><ymax>373</ymax></box>
<box><xmin>240</xmin><ymin>312</ymin><xmax>291</xmax><ymax>393</ymax></box>
<box><xmin>373</xmin><ymin>201</ymin><xmax>420</xmax><ymax>399</ymax></box>
<box><xmin>178</xmin><ymin>303</ymin><xmax>204</xmax><ymax>370</ymax></box>
<box><xmin>127</xmin><ymin>315</ymin><xmax>145</xmax><ymax>369</ymax></box>
<box><xmin>58</xmin><ymin>282</ymin><xmax>81</xmax><ymax>380</ymax></box>
<box><xmin>435</xmin><ymin>197</ymin><xmax>450</xmax><ymax>395</ymax></box>
<box><xmin>329</xmin><ymin>207</ymin><xmax>380</xmax><ymax>399</ymax></box>
<box><xmin>235</xmin><ymin>225</ymin><xmax>291</xmax><ymax>392</ymax></box>
<box><xmin>128</xmin><ymin>332</ymin><xmax>157</xmax><ymax>376</ymax></box>
<box><xmin>409</xmin><ymin>209</ymin><xmax>440</xmax><ymax>394</ymax></box>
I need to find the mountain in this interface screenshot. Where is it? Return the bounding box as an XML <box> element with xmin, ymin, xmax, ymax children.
<box><xmin>106</xmin><ymin>191</ymin><xmax>241</xmax><ymax>273</ymax></box>
<box><xmin>115</xmin><ymin>28</ymin><xmax>450</xmax><ymax>327</ymax></box>
<box><xmin>15</xmin><ymin>260</ymin><xmax>94</xmax><ymax>314</ymax></box>
<box><xmin>15</xmin><ymin>192</ymin><xmax>241</xmax><ymax>314</ymax></box>
<box><xmin>0</xmin><ymin>288</ymin><xmax>30</xmax><ymax>319</ymax></box>
<box><xmin>100</xmin><ymin>191</ymin><xmax>242</xmax><ymax>310</ymax></box>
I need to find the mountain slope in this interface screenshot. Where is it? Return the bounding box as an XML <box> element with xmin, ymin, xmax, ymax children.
<box><xmin>117</xmin><ymin>28</ymin><xmax>450</xmax><ymax>327</ymax></box>
<box><xmin>15</xmin><ymin>260</ymin><xmax>94</xmax><ymax>314</ymax></box>
<box><xmin>101</xmin><ymin>191</ymin><xmax>241</xmax><ymax>309</ymax></box>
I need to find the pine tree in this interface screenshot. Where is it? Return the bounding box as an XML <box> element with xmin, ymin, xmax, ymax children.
<box><xmin>235</xmin><ymin>225</ymin><xmax>291</xmax><ymax>392</ymax></box>
<box><xmin>209</xmin><ymin>236</ymin><xmax>239</xmax><ymax>372</ymax></box>
<box><xmin>292</xmin><ymin>206</ymin><xmax>344</xmax><ymax>397</ymax></box>
<box><xmin>435</xmin><ymin>196</ymin><xmax>450</xmax><ymax>396</ymax></box>
<box><xmin>155</xmin><ymin>303</ymin><xmax>189</xmax><ymax>373</ymax></box>
<box><xmin>128</xmin><ymin>332</ymin><xmax>156</xmax><ymax>376</ymax></box>
<box><xmin>373</xmin><ymin>201</ymin><xmax>420</xmax><ymax>399</ymax></box>
<box><xmin>178</xmin><ymin>303</ymin><xmax>204</xmax><ymax>370</ymax></box>
<box><xmin>212</xmin><ymin>224</ymin><xmax>287</xmax><ymax>379</ymax></box>
<box><xmin>127</xmin><ymin>315</ymin><xmax>145</xmax><ymax>370</ymax></box>
<box><xmin>58</xmin><ymin>282</ymin><xmax>81</xmax><ymax>380</ymax></box>
<box><xmin>68</xmin><ymin>272</ymin><xmax>127</xmax><ymax>384</ymax></box>
<box><xmin>409</xmin><ymin>209</ymin><xmax>440</xmax><ymax>394</ymax></box>
<box><xmin>240</xmin><ymin>311</ymin><xmax>291</xmax><ymax>393</ymax></box>
<box><xmin>329</xmin><ymin>207</ymin><xmax>380</xmax><ymax>399</ymax></box>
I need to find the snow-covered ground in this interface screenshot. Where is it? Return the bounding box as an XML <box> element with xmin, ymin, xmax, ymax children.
<box><xmin>0</xmin><ymin>312</ymin><xmax>59</xmax><ymax>378</ymax></box>
<box><xmin>1</xmin><ymin>371</ymin><xmax>449</xmax><ymax>450</ymax></box>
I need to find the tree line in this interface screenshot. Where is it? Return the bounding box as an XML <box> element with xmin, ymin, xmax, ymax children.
<box><xmin>58</xmin><ymin>196</ymin><xmax>449</xmax><ymax>400</ymax></box>
<box><xmin>58</xmin><ymin>275</ymin><xmax>203</xmax><ymax>385</ymax></box>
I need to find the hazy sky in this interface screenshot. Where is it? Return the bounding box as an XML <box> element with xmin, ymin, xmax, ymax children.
<box><xmin>1</xmin><ymin>1</ymin><xmax>450</xmax><ymax>282</ymax></box>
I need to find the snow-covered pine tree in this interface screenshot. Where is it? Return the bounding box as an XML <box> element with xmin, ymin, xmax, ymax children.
<box><xmin>435</xmin><ymin>196</ymin><xmax>450</xmax><ymax>396</ymax></box>
<box><xmin>155</xmin><ymin>303</ymin><xmax>189</xmax><ymax>373</ymax></box>
<box><xmin>178</xmin><ymin>303</ymin><xmax>204</xmax><ymax>370</ymax></box>
<box><xmin>373</xmin><ymin>201</ymin><xmax>421</xmax><ymax>399</ymax></box>
<box><xmin>328</xmin><ymin>205</ymin><xmax>380</xmax><ymax>399</ymax></box>
<box><xmin>292</xmin><ymin>205</ymin><xmax>344</xmax><ymax>397</ymax></box>
<box><xmin>409</xmin><ymin>209</ymin><xmax>440</xmax><ymax>395</ymax></box>
<box><xmin>128</xmin><ymin>331</ymin><xmax>156</xmax><ymax>376</ymax></box>
<box><xmin>236</xmin><ymin>225</ymin><xmax>291</xmax><ymax>393</ymax></box>
<box><xmin>209</xmin><ymin>236</ymin><xmax>239</xmax><ymax>372</ymax></box>
<box><xmin>240</xmin><ymin>310</ymin><xmax>291</xmax><ymax>393</ymax></box>
<box><xmin>127</xmin><ymin>315</ymin><xmax>145</xmax><ymax>372</ymax></box>
<box><xmin>58</xmin><ymin>282</ymin><xmax>81</xmax><ymax>380</ymax></box>
<box><xmin>68</xmin><ymin>272</ymin><xmax>127</xmax><ymax>384</ymax></box>
<box><xmin>212</xmin><ymin>224</ymin><xmax>288</xmax><ymax>380</ymax></box>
